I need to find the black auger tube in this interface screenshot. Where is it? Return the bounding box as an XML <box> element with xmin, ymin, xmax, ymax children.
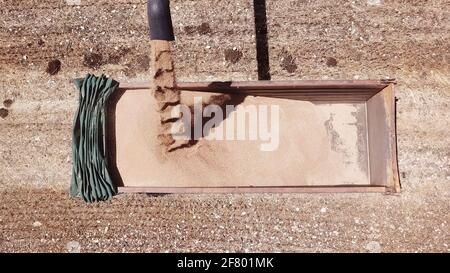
<box><xmin>148</xmin><ymin>0</ymin><xmax>175</xmax><ymax>41</ymax></box>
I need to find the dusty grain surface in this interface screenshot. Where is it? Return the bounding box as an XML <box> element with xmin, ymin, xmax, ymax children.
<box><xmin>0</xmin><ymin>0</ymin><xmax>449</xmax><ymax>252</ymax></box>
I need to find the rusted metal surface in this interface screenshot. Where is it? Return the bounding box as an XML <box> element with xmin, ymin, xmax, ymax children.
<box><xmin>118</xmin><ymin>186</ymin><xmax>388</xmax><ymax>194</ymax></box>
<box><xmin>119</xmin><ymin>80</ymin><xmax>388</xmax><ymax>101</ymax></box>
<box><xmin>120</xmin><ymin>80</ymin><xmax>390</xmax><ymax>90</ymax></box>
<box><xmin>366</xmin><ymin>84</ymin><xmax>401</xmax><ymax>192</ymax></box>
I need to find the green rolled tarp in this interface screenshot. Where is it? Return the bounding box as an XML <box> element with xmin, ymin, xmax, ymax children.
<box><xmin>70</xmin><ymin>74</ymin><xmax>119</xmax><ymax>202</ymax></box>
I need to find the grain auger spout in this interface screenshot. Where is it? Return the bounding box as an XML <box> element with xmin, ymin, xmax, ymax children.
<box><xmin>148</xmin><ymin>0</ymin><xmax>187</xmax><ymax>152</ymax></box>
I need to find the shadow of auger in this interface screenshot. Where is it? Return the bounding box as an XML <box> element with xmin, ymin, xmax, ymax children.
<box><xmin>253</xmin><ymin>0</ymin><xmax>271</xmax><ymax>81</ymax></box>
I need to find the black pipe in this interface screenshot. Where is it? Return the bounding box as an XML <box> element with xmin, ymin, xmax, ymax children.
<box><xmin>147</xmin><ymin>0</ymin><xmax>175</xmax><ymax>41</ymax></box>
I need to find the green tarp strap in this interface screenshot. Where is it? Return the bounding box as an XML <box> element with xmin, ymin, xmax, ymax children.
<box><xmin>70</xmin><ymin>74</ymin><xmax>119</xmax><ymax>203</ymax></box>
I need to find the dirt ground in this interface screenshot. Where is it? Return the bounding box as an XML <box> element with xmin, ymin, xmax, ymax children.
<box><xmin>0</xmin><ymin>0</ymin><xmax>449</xmax><ymax>252</ymax></box>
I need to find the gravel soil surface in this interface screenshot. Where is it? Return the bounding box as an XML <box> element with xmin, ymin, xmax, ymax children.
<box><xmin>0</xmin><ymin>0</ymin><xmax>449</xmax><ymax>252</ymax></box>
